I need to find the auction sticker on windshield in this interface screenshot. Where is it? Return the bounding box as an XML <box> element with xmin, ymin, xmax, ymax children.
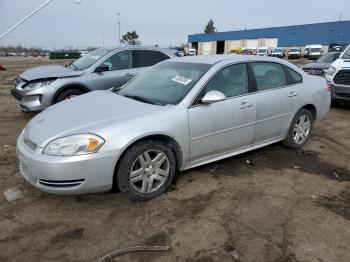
<box><xmin>172</xmin><ymin>76</ymin><xmax>192</xmax><ymax>85</ymax></box>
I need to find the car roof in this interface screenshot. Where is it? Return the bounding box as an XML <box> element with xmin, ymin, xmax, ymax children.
<box><xmin>102</xmin><ymin>45</ymin><xmax>178</xmax><ymax>56</ymax></box>
<box><xmin>170</xmin><ymin>54</ymin><xmax>290</xmax><ymax>65</ymax></box>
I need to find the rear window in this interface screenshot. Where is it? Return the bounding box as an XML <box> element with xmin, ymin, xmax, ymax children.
<box><xmin>284</xmin><ymin>66</ymin><xmax>303</xmax><ymax>85</ymax></box>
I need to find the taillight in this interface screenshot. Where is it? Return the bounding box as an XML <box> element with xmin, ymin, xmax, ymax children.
<box><xmin>326</xmin><ymin>83</ymin><xmax>331</xmax><ymax>92</ymax></box>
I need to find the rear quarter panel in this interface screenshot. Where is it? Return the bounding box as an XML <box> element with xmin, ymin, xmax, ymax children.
<box><xmin>299</xmin><ymin>74</ymin><xmax>330</xmax><ymax>121</ymax></box>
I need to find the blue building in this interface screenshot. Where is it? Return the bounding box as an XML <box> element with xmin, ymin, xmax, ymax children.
<box><xmin>188</xmin><ymin>20</ymin><xmax>350</xmax><ymax>55</ymax></box>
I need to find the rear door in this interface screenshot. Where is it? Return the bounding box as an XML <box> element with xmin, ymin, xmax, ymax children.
<box><xmin>188</xmin><ymin>63</ymin><xmax>256</xmax><ymax>164</ymax></box>
<box><xmin>249</xmin><ymin>62</ymin><xmax>300</xmax><ymax>144</ymax></box>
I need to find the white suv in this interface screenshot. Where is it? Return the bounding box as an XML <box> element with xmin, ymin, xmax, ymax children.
<box><xmin>326</xmin><ymin>45</ymin><xmax>350</xmax><ymax>103</ymax></box>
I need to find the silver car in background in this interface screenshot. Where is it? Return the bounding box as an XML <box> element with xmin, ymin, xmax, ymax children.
<box><xmin>17</xmin><ymin>55</ymin><xmax>330</xmax><ymax>200</ymax></box>
<box><xmin>11</xmin><ymin>46</ymin><xmax>178</xmax><ymax>112</ymax></box>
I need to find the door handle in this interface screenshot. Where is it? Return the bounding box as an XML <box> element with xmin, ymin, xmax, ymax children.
<box><xmin>239</xmin><ymin>101</ymin><xmax>253</xmax><ymax>109</ymax></box>
<box><xmin>125</xmin><ymin>73</ymin><xmax>135</xmax><ymax>77</ymax></box>
<box><xmin>288</xmin><ymin>91</ymin><xmax>298</xmax><ymax>97</ymax></box>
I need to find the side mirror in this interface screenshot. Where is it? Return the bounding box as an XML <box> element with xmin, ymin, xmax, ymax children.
<box><xmin>201</xmin><ymin>90</ymin><xmax>226</xmax><ymax>104</ymax></box>
<box><xmin>94</xmin><ymin>64</ymin><xmax>109</xmax><ymax>73</ymax></box>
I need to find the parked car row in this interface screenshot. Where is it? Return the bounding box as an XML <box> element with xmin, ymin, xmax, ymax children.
<box><xmin>13</xmin><ymin>49</ymin><xmax>332</xmax><ymax>200</ymax></box>
<box><xmin>241</xmin><ymin>45</ymin><xmax>323</xmax><ymax>60</ymax></box>
<box><xmin>301</xmin><ymin>45</ymin><xmax>350</xmax><ymax>104</ymax></box>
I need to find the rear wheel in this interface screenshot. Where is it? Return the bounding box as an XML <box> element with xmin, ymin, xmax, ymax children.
<box><xmin>283</xmin><ymin>109</ymin><xmax>313</xmax><ymax>149</ymax></box>
<box><xmin>55</xmin><ymin>88</ymin><xmax>85</xmax><ymax>103</ymax></box>
<box><xmin>116</xmin><ymin>140</ymin><xmax>176</xmax><ymax>201</ymax></box>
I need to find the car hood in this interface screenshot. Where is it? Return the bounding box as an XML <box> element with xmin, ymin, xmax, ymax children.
<box><xmin>302</xmin><ymin>62</ymin><xmax>330</xmax><ymax>70</ymax></box>
<box><xmin>24</xmin><ymin>91</ymin><xmax>162</xmax><ymax>146</ymax></box>
<box><xmin>20</xmin><ymin>65</ymin><xmax>84</xmax><ymax>81</ymax></box>
<box><xmin>331</xmin><ymin>58</ymin><xmax>350</xmax><ymax>69</ymax></box>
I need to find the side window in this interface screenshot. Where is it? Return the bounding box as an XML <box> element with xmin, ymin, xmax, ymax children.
<box><xmin>285</xmin><ymin>66</ymin><xmax>303</xmax><ymax>85</ymax></box>
<box><xmin>251</xmin><ymin>62</ymin><xmax>287</xmax><ymax>91</ymax></box>
<box><xmin>133</xmin><ymin>50</ymin><xmax>170</xmax><ymax>68</ymax></box>
<box><xmin>102</xmin><ymin>50</ymin><xmax>132</xmax><ymax>71</ymax></box>
<box><xmin>204</xmin><ymin>63</ymin><xmax>249</xmax><ymax>98</ymax></box>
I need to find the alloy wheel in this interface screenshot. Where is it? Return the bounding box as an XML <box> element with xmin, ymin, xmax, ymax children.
<box><xmin>293</xmin><ymin>114</ymin><xmax>311</xmax><ymax>144</ymax></box>
<box><xmin>130</xmin><ymin>150</ymin><xmax>170</xmax><ymax>194</ymax></box>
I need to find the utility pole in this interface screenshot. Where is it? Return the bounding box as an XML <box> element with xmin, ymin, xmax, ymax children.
<box><xmin>117</xmin><ymin>12</ymin><xmax>121</xmax><ymax>46</ymax></box>
<box><xmin>101</xmin><ymin>32</ymin><xmax>105</xmax><ymax>47</ymax></box>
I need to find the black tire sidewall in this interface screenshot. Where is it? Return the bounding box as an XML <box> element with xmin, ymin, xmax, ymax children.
<box><xmin>284</xmin><ymin>109</ymin><xmax>314</xmax><ymax>149</ymax></box>
<box><xmin>55</xmin><ymin>89</ymin><xmax>84</xmax><ymax>103</ymax></box>
<box><xmin>116</xmin><ymin>140</ymin><xmax>176</xmax><ymax>201</ymax></box>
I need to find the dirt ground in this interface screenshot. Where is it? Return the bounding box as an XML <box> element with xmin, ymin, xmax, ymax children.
<box><xmin>0</xmin><ymin>57</ymin><xmax>350</xmax><ymax>262</ymax></box>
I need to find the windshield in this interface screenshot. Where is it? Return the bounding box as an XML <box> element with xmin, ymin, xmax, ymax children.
<box><xmin>273</xmin><ymin>49</ymin><xmax>283</xmax><ymax>53</ymax></box>
<box><xmin>70</xmin><ymin>48</ymin><xmax>110</xmax><ymax>70</ymax></box>
<box><xmin>343</xmin><ymin>46</ymin><xmax>350</xmax><ymax>59</ymax></box>
<box><xmin>290</xmin><ymin>49</ymin><xmax>299</xmax><ymax>52</ymax></box>
<box><xmin>316</xmin><ymin>54</ymin><xmax>336</xmax><ymax>63</ymax></box>
<box><xmin>118</xmin><ymin>61</ymin><xmax>211</xmax><ymax>105</ymax></box>
<box><xmin>311</xmin><ymin>48</ymin><xmax>321</xmax><ymax>53</ymax></box>
<box><xmin>259</xmin><ymin>50</ymin><xmax>267</xmax><ymax>53</ymax></box>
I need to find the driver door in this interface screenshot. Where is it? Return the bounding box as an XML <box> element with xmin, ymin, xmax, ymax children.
<box><xmin>188</xmin><ymin>63</ymin><xmax>256</xmax><ymax>165</ymax></box>
<box><xmin>88</xmin><ymin>50</ymin><xmax>138</xmax><ymax>90</ymax></box>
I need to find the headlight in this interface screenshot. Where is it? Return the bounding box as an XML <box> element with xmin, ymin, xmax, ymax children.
<box><xmin>326</xmin><ymin>66</ymin><xmax>337</xmax><ymax>76</ymax></box>
<box><xmin>43</xmin><ymin>134</ymin><xmax>105</xmax><ymax>156</ymax></box>
<box><xmin>26</xmin><ymin>79</ymin><xmax>56</xmax><ymax>89</ymax></box>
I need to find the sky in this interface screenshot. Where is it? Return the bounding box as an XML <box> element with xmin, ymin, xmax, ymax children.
<box><xmin>0</xmin><ymin>0</ymin><xmax>349</xmax><ymax>50</ymax></box>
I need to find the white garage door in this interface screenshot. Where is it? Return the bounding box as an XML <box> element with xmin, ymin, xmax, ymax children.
<box><xmin>265</xmin><ymin>38</ymin><xmax>278</xmax><ymax>48</ymax></box>
<box><xmin>246</xmin><ymin>39</ymin><xmax>259</xmax><ymax>48</ymax></box>
<box><xmin>229</xmin><ymin>40</ymin><xmax>241</xmax><ymax>48</ymax></box>
<box><xmin>202</xmin><ymin>42</ymin><xmax>213</xmax><ymax>55</ymax></box>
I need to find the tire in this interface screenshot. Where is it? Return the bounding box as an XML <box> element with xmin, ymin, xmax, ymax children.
<box><xmin>283</xmin><ymin>109</ymin><xmax>314</xmax><ymax>149</ymax></box>
<box><xmin>116</xmin><ymin>139</ymin><xmax>176</xmax><ymax>201</ymax></box>
<box><xmin>55</xmin><ymin>88</ymin><xmax>85</xmax><ymax>103</ymax></box>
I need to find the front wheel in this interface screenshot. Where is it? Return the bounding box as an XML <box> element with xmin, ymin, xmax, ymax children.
<box><xmin>116</xmin><ymin>140</ymin><xmax>176</xmax><ymax>201</ymax></box>
<box><xmin>55</xmin><ymin>88</ymin><xmax>85</xmax><ymax>103</ymax></box>
<box><xmin>283</xmin><ymin>109</ymin><xmax>314</xmax><ymax>149</ymax></box>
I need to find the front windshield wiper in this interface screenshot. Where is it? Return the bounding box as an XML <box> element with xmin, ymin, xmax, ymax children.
<box><xmin>122</xmin><ymin>94</ymin><xmax>157</xmax><ymax>105</ymax></box>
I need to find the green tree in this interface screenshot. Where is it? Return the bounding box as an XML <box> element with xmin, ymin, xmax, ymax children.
<box><xmin>204</xmin><ymin>19</ymin><xmax>216</xmax><ymax>34</ymax></box>
<box><xmin>121</xmin><ymin>31</ymin><xmax>139</xmax><ymax>45</ymax></box>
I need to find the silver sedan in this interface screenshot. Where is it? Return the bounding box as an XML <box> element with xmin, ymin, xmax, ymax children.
<box><xmin>16</xmin><ymin>55</ymin><xmax>331</xmax><ymax>200</ymax></box>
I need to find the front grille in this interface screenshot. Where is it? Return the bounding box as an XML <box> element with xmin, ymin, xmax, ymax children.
<box><xmin>312</xmin><ymin>69</ymin><xmax>324</xmax><ymax>75</ymax></box>
<box><xmin>10</xmin><ymin>89</ymin><xmax>23</xmax><ymax>101</ymax></box>
<box><xmin>23</xmin><ymin>133</ymin><xmax>37</xmax><ymax>151</ymax></box>
<box><xmin>303</xmin><ymin>68</ymin><xmax>324</xmax><ymax>76</ymax></box>
<box><xmin>38</xmin><ymin>178</ymin><xmax>85</xmax><ymax>188</ymax></box>
<box><xmin>334</xmin><ymin>70</ymin><xmax>350</xmax><ymax>85</ymax></box>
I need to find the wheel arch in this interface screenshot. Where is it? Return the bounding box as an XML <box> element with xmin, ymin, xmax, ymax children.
<box><xmin>52</xmin><ymin>83</ymin><xmax>90</xmax><ymax>104</ymax></box>
<box><xmin>112</xmin><ymin>133</ymin><xmax>183</xmax><ymax>190</ymax></box>
<box><xmin>299</xmin><ymin>104</ymin><xmax>317</xmax><ymax>121</ymax></box>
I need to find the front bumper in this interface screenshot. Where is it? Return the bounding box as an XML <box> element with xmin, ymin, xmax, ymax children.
<box><xmin>288</xmin><ymin>54</ymin><xmax>300</xmax><ymax>58</ymax></box>
<box><xmin>11</xmin><ymin>82</ymin><xmax>56</xmax><ymax>112</ymax></box>
<box><xmin>16</xmin><ymin>132</ymin><xmax>118</xmax><ymax>194</ymax></box>
<box><xmin>308</xmin><ymin>54</ymin><xmax>321</xmax><ymax>60</ymax></box>
<box><xmin>272</xmin><ymin>54</ymin><xmax>284</xmax><ymax>58</ymax></box>
<box><xmin>330</xmin><ymin>84</ymin><xmax>350</xmax><ymax>102</ymax></box>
